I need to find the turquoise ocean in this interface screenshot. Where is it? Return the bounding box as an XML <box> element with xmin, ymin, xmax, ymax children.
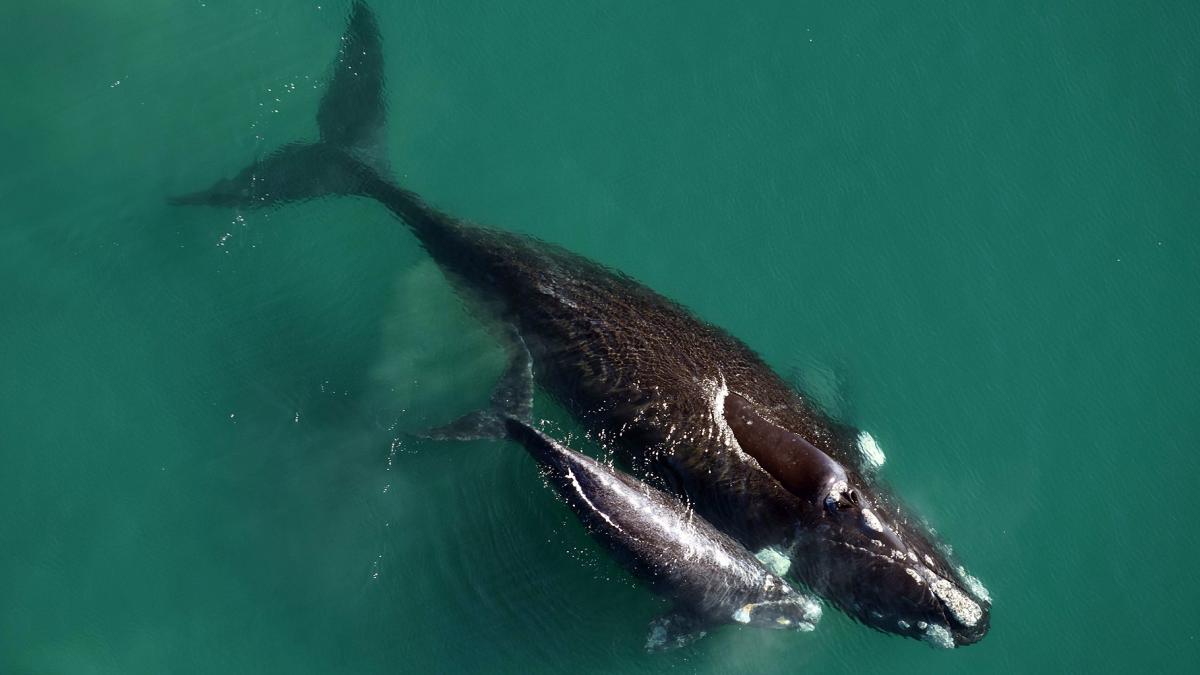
<box><xmin>2</xmin><ymin>1</ymin><xmax>1198</xmax><ymax>672</ymax></box>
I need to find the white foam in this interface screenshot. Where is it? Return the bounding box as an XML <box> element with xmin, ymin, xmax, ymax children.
<box><xmin>703</xmin><ymin>374</ymin><xmax>740</xmax><ymax>450</ymax></box>
<box><xmin>958</xmin><ymin>566</ymin><xmax>993</xmax><ymax>603</ymax></box>
<box><xmin>646</xmin><ymin>623</ymin><xmax>668</xmax><ymax>649</ymax></box>
<box><xmin>799</xmin><ymin>597</ymin><xmax>823</xmax><ymax>626</ymax></box>
<box><xmin>857</xmin><ymin>430</ymin><xmax>886</xmax><ymax>469</ymax></box>
<box><xmin>754</xmin><ymin>547</ymin><xmax>792</xmax><ymax>577</ymax></box>
<box><xmin>922</xmin><ymin>623</ymin><xmax>955</xmax><ymax>649</ymax></box>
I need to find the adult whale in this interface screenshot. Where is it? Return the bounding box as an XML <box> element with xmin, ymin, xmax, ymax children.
<box><xmin>172</xmin><ymin>1</ymin><xmax>990</xmax><ymax>647</ymax></box>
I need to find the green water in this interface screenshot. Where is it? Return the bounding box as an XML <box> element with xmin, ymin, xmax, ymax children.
<box><xmin>3</xmin><ymin>1</ymin><xmax>1198</xmax><ymax>672</ymax></box>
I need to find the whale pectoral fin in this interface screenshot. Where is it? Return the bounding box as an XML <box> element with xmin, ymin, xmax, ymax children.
<box><xmin>486</xmin><ymin>332</ymin><xmax>533</xmax><ymax>422</ymax></box>
<box><xmin>422</xmin><ymin>408</ymin><xmax>506</xmax><ymax>441</ymax></box>
<box><xmin>169</xmin><ymin>2</ymin><xmax>386</xmax><ymax>209</ymax></box>
<box><xmin>421</xmin><ymin>333</ymin><xmax>533</xmax><ymax>441</ymax></box>
<box><xmin>645</xmin><ymin>610</ymin><xmax>709</xmax><ymax>652</ymax></box>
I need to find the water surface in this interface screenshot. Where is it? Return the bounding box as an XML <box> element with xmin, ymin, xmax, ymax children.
<box><xmin>2</xmin><ymin>1</ymin><xmax>1198</xmax><ymax>672</ymax></box>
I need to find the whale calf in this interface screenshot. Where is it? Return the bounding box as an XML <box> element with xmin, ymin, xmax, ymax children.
<box><xmin>173</xmin><ymin>1</ymin><xmax>991</xmax><ymax>646</ymax></box>
<box><xmin>503</xmin><ymin>416</ymin><xmax>821</xmax><ymax>650</ymax></box>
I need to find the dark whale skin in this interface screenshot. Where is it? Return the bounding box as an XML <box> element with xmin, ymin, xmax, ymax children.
<box><xmin>370</xmin><ymin>178</ymin><xmax>846</xmax><ymax>550</ymax></box>
<box><xmin>170</xmin><ymin>1</ymin><xmax>992</xmax><ymax>647</ymax></box>
<box><xmin>365</xmin><ymin>178</ymin><xmax>990</xmax><ymax>646</ymax></box>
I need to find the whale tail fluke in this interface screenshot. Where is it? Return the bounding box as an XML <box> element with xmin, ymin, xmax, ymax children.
<box><xmin>315</xmin><ymin>0</ymin><xmax>387</xmax><ymax>168</ymax></box>
<box><xmin>168</xmin><ymin>1</ymin><xmax>387</xmax><ymax>208</ymax></box>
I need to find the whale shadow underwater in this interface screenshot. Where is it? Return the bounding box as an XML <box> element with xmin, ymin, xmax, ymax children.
<box><xmin>172</xmin><ymin>1</ymin><xmax>991</xmax><ymax>649</ymax></box>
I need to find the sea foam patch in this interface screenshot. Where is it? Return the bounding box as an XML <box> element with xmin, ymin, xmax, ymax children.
<box><xmin>857</xmin><ymin>430</ymin><xmax>886</xmax><ymax>469</ymax></box>
<box><xmin>754</xmin><ymin>547</ymin><xmax>792</xmax><ymax>577</ymax></box>
<box><xmin>958</xmin><ymin>566</ymin><xmax>993</xmax><ymax>603</ymax></box>
<box><xmin>922</xmin><ymin>623</ymin><xmax>955</xmax><ymax>649</ymax></box>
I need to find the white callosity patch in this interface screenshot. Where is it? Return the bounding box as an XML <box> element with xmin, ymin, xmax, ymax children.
<box><xmin>929</xmin><ymin>578</ymin><xmax>984</xmax><ymax>627</ymax></box>
<box><xmin>922</xmin><ymin>623</ymin><xmax>955</xmax><ymax>649</ymax></box>
<box><xmin>857</xmin><ymin>430</ymin><xmax>886</xmax><ymax>469</ymax></box>
<box><xmin>827</xmin><ymin>479</ymin><xmax>849</xmax><ymax>501</ymax></box>
<box><xmin>754</xmin><ymin>547</ymin><xmax>792</xmax><ymax>577</ymax></box>
<box><xmin>905</xmin><ymin>568</ymin><xmax>924</xmax><ymax>584</ymax></box>
<box><xmin>861</xmin><ymin>508</ymin><xmax>884</xmax><ymax>533</ymax></box>
<box><xmin>913</xmin><ymin>564</ymin><xmax>984</xmax><ymax>630</ymax></box>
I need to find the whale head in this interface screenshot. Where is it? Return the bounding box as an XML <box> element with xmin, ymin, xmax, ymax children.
<box><xmin>791</xmin><ymin>479</ymin><xmax>991</xmax><ymax>647</ymax></box>
<box><xmin>722</xmin><ymin>391</ymin><xmax>990</xmax><ymax>646</ymax></box>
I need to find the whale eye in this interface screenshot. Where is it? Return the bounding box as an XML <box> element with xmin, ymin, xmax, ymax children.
<box><xmin>825</xmin><ymin>489</ymin><xmax>859</xmax><ymax>514</ymax></box>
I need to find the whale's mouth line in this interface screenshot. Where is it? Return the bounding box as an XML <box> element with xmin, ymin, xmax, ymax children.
<box><xmin>812</xmin><ymin>538</ymin><xmax>963</xmax><ymax>635</ymax></box>
<box><xmin>821</xmin><ymin>532</ymin><xmax>908</xmax><ymax>565</ymax></box>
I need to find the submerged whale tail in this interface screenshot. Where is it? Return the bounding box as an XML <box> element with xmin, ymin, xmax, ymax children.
<box><xmin>169</xmin><ymin>1</ymin><xmax>387</xmax><ymax>208</ymax></box>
